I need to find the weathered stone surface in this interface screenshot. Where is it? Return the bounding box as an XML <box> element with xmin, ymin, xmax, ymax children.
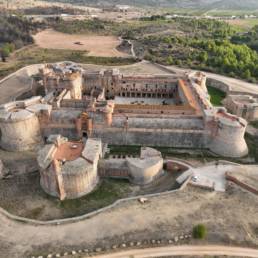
<box><xmin>39</xmin><ymin>138</ymin><xmax>101</xmax><ymax>200</ymax></box>
<box><xmin>0</xmin><ymin>160</ymin><xmax>5</xmax><ymax>179</ymax></box>
<box><xmin>127</xmin><ymin>156</ymin><xmax>163</xmax><ymax>185</ymax></box>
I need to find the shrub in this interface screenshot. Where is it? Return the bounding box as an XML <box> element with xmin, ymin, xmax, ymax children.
<box><xmin>193</xmin><ymin>224</ymin><xmax>207</xmax><ymax>239</ymax></box>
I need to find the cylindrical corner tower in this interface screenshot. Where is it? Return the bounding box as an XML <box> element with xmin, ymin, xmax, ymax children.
<box><xmin>0</xmin><ymin>104</ymin><xmax>42</xmax><ymax>151</ymax></box>
<box><xmin>209</xmin><ymin>114</ymin><xmax>248</xmax><ymax>158</ymax></box>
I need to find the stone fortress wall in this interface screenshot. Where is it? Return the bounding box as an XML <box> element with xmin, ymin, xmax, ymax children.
<box><xmin>187</xmin><ymin>72</ymin><xmax>248</xmax><ymax>158</ymax></box>
<box><xmin>99</xmin><ymin>147</ymin><xmax>164</xmax><ymax>185</ymax></box>
<box><xmin>206</xmin><ymin>77</ymin><xmax>258</xmax><ymax>122</ymax></box>
<box><xmin>0</xmin><ymin>61</ymin><xmax>252</xmax><ymax>200</ymax></box>
<box><xmin>0</xmin><ymin>62</ymin><xmax>249</xmax><ymax>158</ymax></box>
<box><xmin>223</xmin><ymin>95</ymin><xmax>258</xmax><ymax>122</ymax></box>
<box><xmin>0</xmin><ymin>96</ymin><xmax>51</xmax><ymax>151</ymax></box>
<box><xmin>38</xmin><ymin>134</ymin><xmax>164</xmax><ymax>199</ymax></box>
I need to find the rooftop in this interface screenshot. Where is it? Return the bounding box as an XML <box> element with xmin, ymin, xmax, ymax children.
<box><xmin>54</xmin><ymin>142</ymin><xmax>84</xmax><ymax>162</ymax></box>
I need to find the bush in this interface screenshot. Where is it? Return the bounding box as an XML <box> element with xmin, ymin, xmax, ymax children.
<box><xmin>193</xmin><ymin>224</ymin><xmax>207</xmax><ymax>239</ymax></box>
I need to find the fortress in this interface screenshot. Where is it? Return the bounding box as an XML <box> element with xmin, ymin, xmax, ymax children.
<box><xmin>0</xmin><ymin>62</ymin><xmax>249</xmax><ymax>199</ymax></box>
<box><xmin>0</xmin><ymin>62</ymin><xmax>248</xmax><ymax>156</ymax></box>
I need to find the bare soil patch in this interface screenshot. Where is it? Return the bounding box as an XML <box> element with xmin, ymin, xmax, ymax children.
<box><xmin>33</xmin><ymin>29</ymin><xmax>129</xmax><ymax>57</ymax></box>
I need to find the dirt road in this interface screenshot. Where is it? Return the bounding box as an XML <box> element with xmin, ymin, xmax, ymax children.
<box><xmin>92</xmin><ymin>245</ymin><xmax>258</xmax><ymax>258</ymax></box>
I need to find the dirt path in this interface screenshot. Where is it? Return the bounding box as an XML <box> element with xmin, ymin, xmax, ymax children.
<box><xmin>33</xmin><ymin>29</ymin><xmax>129</xmax><ymax>57</ymax></box>
<box><xmin>92</xmin><ymin>245</ymin><xmax>258</xmax><ymax>258</ymax></box>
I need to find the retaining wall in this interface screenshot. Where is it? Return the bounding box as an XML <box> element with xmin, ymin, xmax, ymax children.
<box><xmin>0</xmin><ymin>184</ymin><xmax>185</xmax><ymax>226</ymax></box>
<box><xmin>226</xmin><ymin>174</ymin><xmax>258</xmax><ymax>195</ymax></box>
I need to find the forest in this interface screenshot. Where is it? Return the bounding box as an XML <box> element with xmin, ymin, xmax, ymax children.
<box><xmin>0</xmin><ymin>15</ymin><xmax>43</xmax><ymax>61</ymax></box>
<box><xmin>130</xmin><ymin>17</ymin><xmax>258</xmax><ymax>82</ymax></box>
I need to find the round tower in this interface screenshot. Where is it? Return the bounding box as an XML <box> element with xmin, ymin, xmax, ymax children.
<box><xmin>0</xmin><ymin>102</ymin><xmax>42</xmax><ymax>151</ymax></box>
<box><xmin>38</xmin><ymin>137</ymin><xmax>102</xmax><ymax>200</ymax></box>
<box><xmin>208</xmin><ymin>110</ymin><xmax>248</xmax><ymax>158</ymax></box>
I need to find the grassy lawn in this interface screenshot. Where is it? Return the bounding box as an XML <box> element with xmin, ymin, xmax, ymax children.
<box><xmin>108</xmin><ymin>145</ymin><xmax>211</xmax><ymax>159</ymax></box>
<box><xmin>108</xmin><ymin>145</ymin><xmax>141</xmax><ymax>156</ymax></box>
<box><xmin>207</xmin><ymin>86</ymin><xmax>226</xmax><ymax>106</ymax></box>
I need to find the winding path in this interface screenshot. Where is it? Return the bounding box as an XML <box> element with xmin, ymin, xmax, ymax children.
<box><xmin>92</xmin><ymin>245</ymin><xmax>258</xmax><ymax>258</ymax></box>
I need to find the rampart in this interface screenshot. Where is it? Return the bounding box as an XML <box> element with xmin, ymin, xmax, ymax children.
<box><xmin>0</xmin><ymin>62</ymin><xmax>249</xmax><ymax>158</ymax></box>
<box><xmin>99</xmin><ymin>147</ymin><xmax>164</xmax><ymax>185</ymax></box>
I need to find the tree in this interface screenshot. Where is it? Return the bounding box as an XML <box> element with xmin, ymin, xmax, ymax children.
<box><xmin>167</xmin><ymin>56</ymin><xmax>174</xmax><ymax>65</ymax></box>
<box><xmin>199</xmin><ymin>52</ymin><xmax>208</xmax><ymax>63</ymax></box>
<box><xmin>1</xmin><ymin>45</ymin><xmax>10</xmax><ymax>62</ymax></box>
<box><xmin>193</xmin><ymin>224</ymin><xmax>207</xmax><ymax>239</ymax></box>
<box><xmin>243</xmin><ymin>69</ymin><xmax>251</xmax><ymax>80</ymax></box>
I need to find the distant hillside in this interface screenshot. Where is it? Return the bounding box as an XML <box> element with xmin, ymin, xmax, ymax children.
<box><xmin>42</xmin><ymin>0</ymin><xmax>258</xmax><ymax>10</ymax></box>
<box><xmin>209</xmin><ymin>0</ymin><xmax>258</xmax><ymax>10</ymax></box>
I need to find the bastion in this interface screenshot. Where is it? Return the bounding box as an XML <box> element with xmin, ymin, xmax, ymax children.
<box><xmin>98</xmin><ymin>147</ymin><xmax>164</xmax><ymax>185</ymax></box>
<box><xmin>0</xmin><ymin>96</ymin><xmax>51</xmax><ymax>151</ymax></box>
<box><xmin>38</xmin><ymin>135</ymin><xmax>102</xmax><ymax>200</ymax></box>
<box><xmin>223</xmin><ymin>94</ymin><xmax>258</xmax><ymax>122</ymax></box>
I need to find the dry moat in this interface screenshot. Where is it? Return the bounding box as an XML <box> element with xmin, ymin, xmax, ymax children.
<box><xmin>0</xmin><ymin>170</ymin><xmax>180</xmax><ymax>221</ymax></box>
